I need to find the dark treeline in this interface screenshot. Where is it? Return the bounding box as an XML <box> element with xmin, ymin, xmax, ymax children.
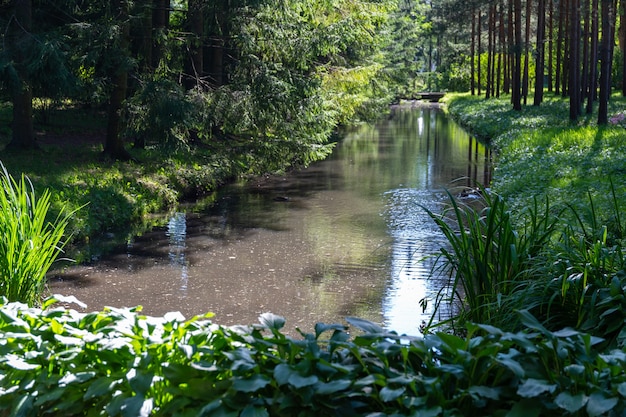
<box><xmin>430</xmin><ymin>0</ymin><xmax>626</xmax><ymax>123</ymax></box>
<box><xmin>1</xmin><ymin>0</ymin><xmax>419</xmax><ymax>170</ymax></box>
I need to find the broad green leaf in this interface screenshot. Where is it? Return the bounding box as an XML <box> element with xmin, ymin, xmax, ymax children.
<box><xmin>517</xmin><ymin>310</ymin><xmax>549</xmax><ymax>334</ymax></box>
<box><xmin>552</xmin><ymin>328</ymin><xmax>580</xmax><ymax>338</ymax></box>
<box><xmin>288</xmin><ymin>373</ymin><xmax>318</xmax><ymax>388</ymax></box>
<box><xmin>84</xmin><ymin>377</ymin><xmax>120</xmax><ymax>400</ymax></box>
<box><xmin>564</xmin><ymin>364</ymin><xmax>585</xmax><ymax>377</ymax></box>
<box><xmin>555</xmin><ymin>392</ymin><xmax>587</xmax><ymax>412</ymax></box>
<box><xmin>127</xmin><ymin>368</ymin><xmax>154</xmax><ymax>395</ymax></box>
<box><xmin>379</xmin><ymin>386</ymin><xmax>405</xmax><ymax>402</ymax></box>
<box><xmin>314</xmin><ymin>322</ymin><xmax>346</xmax><ymax>339</ymax></box>
<box><xmin>586</xmin><ymin>392</ymin><xmax>618</xmax><ymax>417</ymax></box>
<box><xmin>315</xmin><ymin>379</ymin><xmax>352</xmax><ymax>395</ymax></box>
<box><xmin>468</xmin><ymin>385</ymin><xmax>500</xmax><ymax>400</ymax></box>
<box><xmin>273</xmin><ymin>363</ymin><xmax>292</xmax><ymax>385</ymax></box>
<box><xmin>496</xmin><ymin>354</ymin><xmax>525</xmax><ymax>378</ymax></box>
<box><xmin>13</xmin><ymin>394</ymin><xmax>34</xmax><ymax>417</ymax></box>
<box><xmin>233</xmin><ymin>375</ymin><xmax>270</xmax><ymax>393</ymax></box>
<box><xmin>345</xmin><ymin>317</ymin><xmax>383</xmax><ymax>334</ymax></box>
<box><xmin>241</xmin><ymin>404</ymin><xmax>269</xmax><ymax>417</ymax></box>
<box><xmin>121</xmin><ymin>395</ymin><xmax>153</xmax><ymax>417</ymax></box>
<box><xmin>516</xmin><ymin>378</ymin><xmax>557</xmax><ymax>398</ymax></box>
<box><xmin>258</xmin><ymin>313</ymin><xmax>285</xmax><ymax>330</ymax></box>
<box><xmin>617</xmin><ymin>382</ymin><xmax>626</xmax><ymax>397</ymax></box>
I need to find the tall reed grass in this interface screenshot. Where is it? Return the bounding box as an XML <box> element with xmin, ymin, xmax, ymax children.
<box><xmin>423</xmin><ymin>187</ymin><xmax>560</xmax><ymax>330</ymax></box>
<box><xmin>424</xmin><ymin>182</ymin><xmax>626</xmax><ymax>347</ymax></box>
<box><xmin>0</xmin><ymin>163</ymin><xmax>74</xmax><ymax>306</ymax></box>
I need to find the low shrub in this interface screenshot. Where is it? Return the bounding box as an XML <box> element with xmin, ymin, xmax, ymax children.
<box><xmin>2</xmin><ymin>296</ymin><xmax>626</xmax><ymax>416</ymax></box>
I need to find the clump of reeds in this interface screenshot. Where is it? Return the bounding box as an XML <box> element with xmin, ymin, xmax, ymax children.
<box><xmin>0</xmin><ymin>163</ymin><xmax>74</xmax><ymax>306</ymax></box>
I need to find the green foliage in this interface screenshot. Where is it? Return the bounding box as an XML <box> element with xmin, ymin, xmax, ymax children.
<box><xmin>0</xmin><ymin>164</ymin><xmax>74</xmax><ymax>306</ymax></box>
<box><xmin>125</xmin><ymin>78</ymin><xmax>194</xmax><ymax>150</ymax></box>
<box><xmin>4</xmin><ymin>297</ymin><xmax>626</xmax><ymax>416</ymax></box>
<box><xmin>423</xmin><ymin>189</ymin><xmax>560</xmax><ymax>331</ymax></box>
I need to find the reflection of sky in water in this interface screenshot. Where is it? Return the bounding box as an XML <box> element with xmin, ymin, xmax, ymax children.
<box><xmin>166</xmin><ymin>212</ymin><xmax>188</xmax><ymax>295</ymax></box>
<box><xmin>383</xmin><ymin>188</ymin><xmax>452</xmax><ymax>335</ymax></box>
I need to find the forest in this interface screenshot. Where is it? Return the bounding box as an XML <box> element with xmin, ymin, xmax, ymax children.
<box><xmin>2</xmin><ymin>0</ymin><xmax>625</xmax><ymax>160</ymax></box>
<box><xmin>3</xmin><ymin>0</ymin><xmax>626</xmax><ymax>416</ymax></box>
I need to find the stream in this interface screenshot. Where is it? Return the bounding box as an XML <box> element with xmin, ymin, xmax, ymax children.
<box><xmin>50</xmin><ymin>103</ymin><xmax>490</xmax><ymax>336</ymax></box>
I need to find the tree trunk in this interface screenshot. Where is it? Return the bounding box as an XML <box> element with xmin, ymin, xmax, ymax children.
<box><xmin>500</xmin><ymin>1</ymin><xmax>508</xmax><ymax>95</ymax></box>
<box><xmin>104</xmin><ymin>0</ymin><xmax>132</xmax><ymax>160</ymax></box>
<box><xmin>478</xmin><ymin>10</ymin><xmax>482</xmax><ymax>95</ymax></box>
<box><xmin>587</xmin><ymin>0</ymin><xmax>599</xmax><ymax>112</ymax></box>
<box><xmin>570</xmin><ymin>0</ymin><xmax>581</xmax><ymax>120</ymax></box>
<box><xmin>581</xmin><ymin>0</ymin><xmax>590</xmax><ymax>105</ymax></box>
<box><xmin>556</xmin><ymin>0</ymin><xmax>564</xmax><ymax>94</ymax></box>
<box><xmin>486</xmin><ymin>5</ymin><xmax>495</xmax><ymax>98</ymax></box>
<box><xmin>548</xmin><ymin>0</ymin><xmax>555</xmax><ymax>91</ymax></box>
<box><xmin>471</xmin><ymin>10</ymin><xmax>476</xmax><ymax>95</ymax></box>
<box><xmin>534</xmin><ymin>0</ymin><xmax>546</xmax><ymax>105</ymax></box>
<box><xmin>505</xmin><ymin>0</ymin><xmax>515</xmax><ymax>94</ymax></box>
<box><xmin>621</xmin><ymin>0</ymin><xmax>626</xmax><ymax>95</ymax></box>
<box><xmin>562</xmin><ymin>0</ymin><xmax>571</xmax><ymax>96</ymax></box>
<box><xmin>523</xmin><ymin>0</ymin><xmax>532</xmax><ymax>104</ymax></box>
<box><xmin>184</xmin><ymin>0</ymin><xmax>205</xmax><ymax>90</ymax></box>
<box><xmin>512</xmin><ymin>0</ymin><xmax>523</xmax><ymax>110</ymax></box>
<box><xmin>598</xmin><ymin>0</ymin><xmax>612</xmax><ymax>124</ymax></box>
<box><xmin>7</xmin><ymin>0</ymin><xmax>36</xmax><ymax>150</ymax></box>
<box><xmin>497</xmin><ymin>2</ymin><xmax>503</xmax><ymax>97</ymax></box>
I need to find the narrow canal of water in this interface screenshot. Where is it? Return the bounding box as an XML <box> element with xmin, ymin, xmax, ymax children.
<box><xmin>50</xmin><ymin>104</ymin><xmax>490</xmax><ymax>336</ymax></box>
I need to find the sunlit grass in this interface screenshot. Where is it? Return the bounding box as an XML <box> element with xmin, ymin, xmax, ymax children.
<box><xmin>0</xmin><ymin>164</ymin><xmax>75</xmax><ymax>306</ymax></box>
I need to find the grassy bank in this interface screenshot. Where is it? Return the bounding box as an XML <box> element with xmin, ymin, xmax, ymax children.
<box><xmin>444</xmin><ymin>92</ymin><xmax>626</xmax><ymax>222</ymax></box>
<box><xmin>0</xmin><ymin>103</ymin><xmax>300</xmax><ymax>262</ymax></box>
<box><xmin>425</xmin><ymin>92</ymin><xmax>626</xmax><ymax>337</ymax></box>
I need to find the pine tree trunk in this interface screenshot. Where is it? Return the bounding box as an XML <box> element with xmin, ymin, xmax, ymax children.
<box><xmin>471</xmin><ymin>10</ymin><xmax>476</xmax><ymax>95</ymax></box>
<box><xmin>512</xmin><ymin>0</ymin><xmax>523</xmax><ymax>110</ymax></box>
<box><xmin>548</xmin><ymin>0</ymin><xmax>555</xmax><ymax>91</ymax></box>
<box><xmin>598</xmin><ymin>0</ymin><xmax>612</xmax><ymax>124</ymax></box>
<box><xmin>478</xmin><ymin>10</ymin><xmax>482</xmax><ymax>95</ymax></box>
<box><xmin>534</xmin><ymin>0</ymin><xmax>546</xmax><ymax>105</ymax></box>
<box><xmin>587</xmin><ymin>0</ymin><xmax>599</xmax><ymax>113</ymax></box>
<box><xmin>581</xmin><ymin>0</ymin><xmax>590</xmax><ymax>105</ymax></box>
<box><xmin>523</xmin><ymin>0</ymin><xmax>532</xmax><ymax>104</ymax></box>
<box><xmin>556</xmin><ymin>0</ymin><xmax>564</xmax><ymax>94</ymax></box>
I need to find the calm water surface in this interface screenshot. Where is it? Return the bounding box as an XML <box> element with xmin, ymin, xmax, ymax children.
<box><xmin>50</xmin><ymin>104</ymin><xmax>490</xmax><ymax>336</ymax></box>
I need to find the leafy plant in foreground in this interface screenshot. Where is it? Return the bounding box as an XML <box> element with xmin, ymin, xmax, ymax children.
<box><xmin>3</xmin><ymin>297</ymin><xmax>626</xmax><ymax>416</ymax></box>
<box><xmin>0</xmin><ymin>163</ymin><xmax>75</xmax><ymax>306</ymax></box>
